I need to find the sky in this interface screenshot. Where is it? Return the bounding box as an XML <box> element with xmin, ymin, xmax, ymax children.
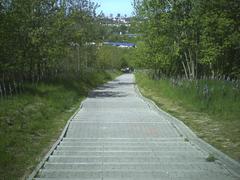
<box><xmin>93</xmin><ymin>0</ymin><xmax>134</xmax><ymax>17</ymax></box>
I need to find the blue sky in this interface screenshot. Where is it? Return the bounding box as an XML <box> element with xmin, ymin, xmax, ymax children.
<box><xmin>93</xmin><ymin>0</ymin><xmax>134</xmax><ymax>17</ymax></box>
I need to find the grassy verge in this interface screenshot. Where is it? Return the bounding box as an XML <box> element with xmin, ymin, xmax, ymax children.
<box><xmin>0</xmin><ymin>71</ymin><xmax>120</xmax><ymax>179</ymax></box>
<box><xmin>135</xmin><ymin>72</ymin><xmax>240</xmax><ymax>161</ymax></box>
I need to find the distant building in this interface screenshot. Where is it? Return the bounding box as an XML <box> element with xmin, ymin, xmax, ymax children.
<box><xmin>126</xmin><ymin>34</ymin><xmax>143</xmax><ymax>38</ymax></box>
<box><xmin>102</xmin><ymin>16</ymin><xmax>131</xmax><ymax>27</ymax></box>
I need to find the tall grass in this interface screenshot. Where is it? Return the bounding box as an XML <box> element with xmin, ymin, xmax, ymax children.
<box><xmin>137</xmin><ymin>73</ymin><xmax>240</xmax><ymax>122</ymax></box>
<box><xmin>136</xmin><ymin>72</ymin><xmax>240</xmax><ymax>160</ymax></box>
<box><xmin>0</xmin><ymin>71</ymin><xmax>119</xmax><ymax>179</ymax></box>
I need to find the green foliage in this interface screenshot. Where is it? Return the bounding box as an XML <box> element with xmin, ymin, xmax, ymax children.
<box><xmin>133</xmin><ymin>0</ymin><xmax>240</xmax><ymax>79</ymax></box>
<box><xmin>206</xmin><ymin>154</ymin><xmax>216</xmax><ymax>162</ymax></box>
<box><xmin>136</xmin><ymin>72</ymin><xmax>240</xmax><ymax>119</ymax></box>
<box><xmin>0</xmin><ymin>70</ymin><xmax>119</xmax><ymax>179</ymax></box>
<box><xmin>96</xmin><ymin>46</ymin><xmax>135</xmax><ymax>69</ymax></box>
<box><xmin>0</xmin><ymin>0</ymin><xmax>106</xmax><ymax>95</ymax></box>
<box><xmin>131</xmin><ymin>41</ymin><xmax>149</xmax><ymax>67</ymax></box>
<box><xmin>136</xmin><ymin>72</ymin><xmax>240</xmax><ymax>160</ymax></box>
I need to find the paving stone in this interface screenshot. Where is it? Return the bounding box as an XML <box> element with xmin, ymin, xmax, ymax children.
<box><xmin>33</xmin><ymin>74</ymin><xmax>239</xmax><ymax>180</ymax></box>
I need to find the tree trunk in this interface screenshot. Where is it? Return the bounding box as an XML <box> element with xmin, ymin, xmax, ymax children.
<box><xmin>181</xmin><ymin>61</ymin><xmax>189</xmax><ymax>79</ymax></box>
<box><xmin>188</xmin><ymin>49</ymin><xmax>195</xmax><ymax>79</ymax></box>
<box><xmin>184</xmin><ymin>52</ymin><xmax>191</xmax><ymax>79</ymax></box>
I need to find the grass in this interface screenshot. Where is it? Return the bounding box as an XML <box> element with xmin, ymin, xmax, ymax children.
<box><xmin>0</xmin><ymin>70</ymin><xmax>120</xmax><ymax>179</ymax></box>
<box><xmin>206</xmin><ymin>154</ymin><xmax>217</xmax><ymax>162</ymax></box>
<box><xmin>135</xmin><ymin>72</ymin><xmax>240</xmax><ymax>161</ymax></box>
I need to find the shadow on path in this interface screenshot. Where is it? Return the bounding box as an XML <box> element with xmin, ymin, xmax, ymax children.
<box><xmin>89</xmin><ymin>91</ymin><xmax>128</xmax><ymax>98</ymax></box>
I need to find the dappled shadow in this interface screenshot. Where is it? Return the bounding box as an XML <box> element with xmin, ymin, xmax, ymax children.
<box><xmin>89</xmin><ymin>91</ymin><xmax>128</xmax><ymax>98</ymax></box>
<box><xmin>96</xmin><ymin>84</ymin><xmax>117</xmax><ymax>90</ymax></box>
<box><xmin>96</xmin><ymin>81</ymin><xmax>135</xmax><ymax>90</ymax></box>
<box><xmin>118</xmin><ymin>82</ymin><xmax>136</xmax><ymax>85</ymax></box>
<box><xmin>112</xmin><ymin>79</ymin><xmax>121</xmax><ymax>82</ymax></box>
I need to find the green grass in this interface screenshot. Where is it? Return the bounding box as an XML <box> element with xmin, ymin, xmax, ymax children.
<box><xmin>135</xmin><ymin>72</ymin><xmax>240</xmax><ymax>161</ymax></box>
<box><xmin>206</xmin><ymin>154</ymin><xmax>217</xmax><ymax>162</ymax></box>
<box><xmin>0</xmin><ymin>71</ymin><xmax>120</xmax><ymax>179</ymax></box>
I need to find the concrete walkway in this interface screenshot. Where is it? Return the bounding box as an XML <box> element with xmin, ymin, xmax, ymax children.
<box><xmin>33</xmin><ymin>74</ymin><xmax>240</xmax><ymax>180</ymax></box>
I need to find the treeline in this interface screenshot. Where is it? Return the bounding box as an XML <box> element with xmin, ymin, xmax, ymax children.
<box><xmin>133</xmin><ymin>0</ymin><xmax>240</xmax><ymax>79</ymax></box>
<box><xmin>97</xmin><ymin>45</ymin><xmax>134</xmax><ymax>69</ymax></box>
<box><xmin>0</xmin><ymin>0</ymin><xmax>105</xmax><ymax>97</ymax></box>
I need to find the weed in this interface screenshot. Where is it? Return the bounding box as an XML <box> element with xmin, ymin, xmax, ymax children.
<box><xmin>206</xmin><ymin>154</ymin><xmax>217</xmax><ymax>162</ymax></box>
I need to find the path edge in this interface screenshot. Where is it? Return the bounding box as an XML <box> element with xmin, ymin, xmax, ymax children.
<box><xmin>27</xmin><ymin>99</ymin><xmax>86</xmax><ymax>180</ymax></box>
<box><xmin>134</xmin><ymin>83</ymin><xmax>240</xmax><ymax>178</ymax></box>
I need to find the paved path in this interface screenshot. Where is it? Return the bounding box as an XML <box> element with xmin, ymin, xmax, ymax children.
<box><xmin>34</xmin><ymin>74</ymin><xmax>240</xmax><ymax>180</ymax></box>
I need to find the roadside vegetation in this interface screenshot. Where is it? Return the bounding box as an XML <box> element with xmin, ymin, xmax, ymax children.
<box><xmin>131</xmin><ymin>0</ymin><xmax>240</xmax><ymax>162</ymax></box>
<box><xmin>136</xmin><ymin>72</ymin><xmax>240</xmax><ymax>161</ymax></box>
<box><xmin>0</xmin><ymin>0</ymin><xmax>126</xmax><ymax>179</ymax></box>
<box><xmin>0</xmin><ymin>71</ymin><xmax>119</xmax><ymax>179</ymax></box>
<box><xmin>1</xmin><ymin>0</ymin><xmax>239</xmax><ymax>178</ymax></box>
<box><xmin>0</xmin><ymin>0</ymin><xmax>106</xmax><ymax>97</ymax></box>
<box><xmin>132</xmin><ymin>0</ymin><xmax>239</xmax><ymax>79</ymax></box>
<box><xmin>97</xmin><ymin>46</ymin><xmax>135</xmax><ymax>70</ymax></box>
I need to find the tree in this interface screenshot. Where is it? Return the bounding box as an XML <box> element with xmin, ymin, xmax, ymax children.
<box><xmin>0</xmin><ymin>0</ymin><xmax>108</xmax><ymax>96</ymax></box>
<box><xmin>132</xmin><ymin>0</ymin><xmax>240</xmax><ymax>79</ymax></box>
